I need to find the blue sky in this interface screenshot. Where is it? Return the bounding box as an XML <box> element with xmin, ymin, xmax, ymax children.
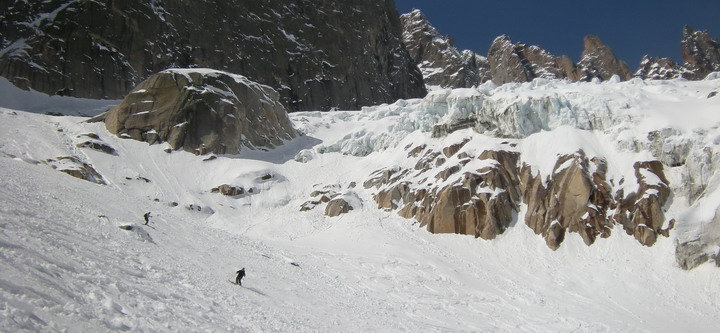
<box><xmin>394</xmin><ymin>0</ymin><xmax>720</xmax><ymax>68</ymax></box>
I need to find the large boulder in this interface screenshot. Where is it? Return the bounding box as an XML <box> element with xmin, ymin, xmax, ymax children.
<box><xmin>325</xmin><ymin>198</ymin><xmax>353</xmax><ymax>217</ymax></box>
<box><xmin>102</xmin><ymin>69</ymin><xmax>296</xmax><ymax>155</ymax></box>
<box><xmin>0</xmin><ymin>0</ymin><xmax>425</xmax><ymax>111</ymax></box>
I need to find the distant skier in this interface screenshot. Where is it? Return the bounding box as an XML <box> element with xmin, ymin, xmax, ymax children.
<box><xmin>236</xmin><ymin>268</ymin><xmax>246</xmax><ymax>285</ymax></box>
<box><xmin>143</xmin><ymin>212</ymin><xmax>151</xmax><ymax>225</ymax></box>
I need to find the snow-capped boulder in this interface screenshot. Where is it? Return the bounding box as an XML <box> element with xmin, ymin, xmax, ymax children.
<box><xmin>325</xmin><ymin>198</ymin><xmax>354</xmax><ymax>217</ymax></box>
<box><xmin>634</xmin><ymin>56</ymin><xmax>681</xmax><ymax>80</ymax></box>
<box><xmin>46</xmin><ymin>156</ymin><xmax>105</xmax><ymax>185</ymax></box>
<box><xmin>324</xmin><ymin>191</ymin><xmax>361</xmax><ymax>217</ymax></box>
<box><xmin>102</xmin><ymin>69</ymin><xmax>296</xmax><ymax>155</ymax></box>
<box><xmin>211</xmin><ymin>184</ymin><xmax>245</xmax><ymax>196</ymax></box>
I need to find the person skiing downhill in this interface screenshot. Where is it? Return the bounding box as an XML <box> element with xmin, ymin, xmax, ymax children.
<box><xmin>143</xmin><ymin>212</ymin><xmax>151</xmax><ymax>225</ymax></box>
<box><xmin>236</xmin><ymin>268</ymin><xmax>246</xmax><ymax>285</ymax></box>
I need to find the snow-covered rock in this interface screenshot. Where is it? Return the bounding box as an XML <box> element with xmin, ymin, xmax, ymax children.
<box><xmin>101</xmin><ymin>69</ymin><xmax>297</xmax><ymax>155</ymax></box>
<box><xmin>634</xmin><ymin>56</ymin><xmax>682</xmax><ymax>80</ymax></box>
<box><xmin>575</xmin><ymin>35</ymin><xmax>633</xmax><ymax>82</ymax></box>
<box><xmin>400</xmin><ymin>9</ymin><xmax>490</xmax><ymax>88</ymax></box>
<box><xmin>681</xmin><ymin>25</ymin><xmax>720</xmax><ymax>80</ymax></box>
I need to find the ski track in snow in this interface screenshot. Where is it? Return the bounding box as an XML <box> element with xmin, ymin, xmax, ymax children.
<box><xmin>1</xmin><ymin>76</ymin><xmax>720</xmax><ymax>332</ymax></box>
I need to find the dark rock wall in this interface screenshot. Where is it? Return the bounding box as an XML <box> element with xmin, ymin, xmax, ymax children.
<box><xmin>0</xmin><ymin>0</ymin><xmax>426</xmax><ymax>111</ymax></box>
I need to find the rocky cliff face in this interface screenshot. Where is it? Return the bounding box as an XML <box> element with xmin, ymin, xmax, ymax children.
<box><xmin>575</xmin><ymin>35</ymin><xmax>632</xmax><ymax>81</ymax></box>
<box><xmin>400</xmin><ymin>10</ymin><xmax>490</xmax><ymax>88</ymax></box>
<box><xmin>680</xmin><ymin>26</ymin><xmax>720</xmax><ymax>80</ymax></box>
<box><xmin>401</xmin><ymin>11</ymin><xmax>720</xmax><ymax>85</ymax></box>
<box><xmin>100</xmin><ymin>69</ymin><xmax>296</xmax><ymax>155</ymax></box>
<box><xmin>364</xmin><ymin>140</ymin><xmax>673</xmax><ymax>250</ymax></box>
<box><xmin>487</xmin><ymin>35</ymin><xmax>576</xmax><ymax>85</ymax></box>
<box><xmin>401</xmin><ymin>11</ymin><xmax>630</xmax><ymax>87</ymax></box>
<box><xmin>0</xmin><ymin>0</ymin><xmax>426</xmax><ymax>111</ymax></box>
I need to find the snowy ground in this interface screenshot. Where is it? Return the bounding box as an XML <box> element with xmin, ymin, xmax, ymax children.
<box><xmin>1</xmin><ymin>78</ymin><xmax>720</xmax><ymax>332</ymax></box>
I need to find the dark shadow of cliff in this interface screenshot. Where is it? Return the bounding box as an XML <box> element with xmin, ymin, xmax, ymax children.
<box><xmin>228</xmin><ymin>133</ymin><xmax>323</xmax><ymax>164</ymax></box>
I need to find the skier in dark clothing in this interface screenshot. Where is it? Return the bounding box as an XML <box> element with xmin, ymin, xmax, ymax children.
<box><xmin>143</xmin><ymin>212</ymin><xmax>151</xmax><ymax>225</ymax></box>
<box><xmin>236</xmin><ymin>268</ymin><xmax>246</xmax><ymax>285</ymax></box>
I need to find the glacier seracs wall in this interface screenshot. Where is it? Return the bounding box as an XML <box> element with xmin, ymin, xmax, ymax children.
<box><xmin>298</xmin><ymin>75</ymin><xmax>720</xmax><ymax>261</ymax></box>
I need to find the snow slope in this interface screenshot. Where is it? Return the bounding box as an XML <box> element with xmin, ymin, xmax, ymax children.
<box><xmin>0</xmin><ymin>77</ymin><xmax>119</xmax><ymax>117</ymax></box>
<box><xmin>1</xmin><ymin>76</ymin><xmax>720</xmax><ymax>332</ymax></box>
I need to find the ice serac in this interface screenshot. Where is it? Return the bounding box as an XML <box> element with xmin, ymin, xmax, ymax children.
<box><xmin>400</xmin><ymin>9</ymin><xmax>490</xmax><ymax>88</ymax></box>
<box><xmin>680</xmin><ymin>26</ymin><xmax>720</xmax><ymax>80</ymax></box>
<box><xmin>0</xmin><ymin>0</ymin><xmax>425</xmax><ymax>111</ymax></box>
<box><xmin>334</xmin><ymin>77</ymin><xmax>720</xmax><ymax>252</ymax></box>
<box><xmin>576</xmin><ymin>35</ymin><xmax>632</xmax><ymax>82</ymax></box>
<box><xmin>487</xmin><ymin>35</ymin><xmax>576</xmax><ymax>85</ymax></box>
<box><xmin>101</xmin><ymin>69</ymin><xmax>296</xmax><ymax>155</ymax></box>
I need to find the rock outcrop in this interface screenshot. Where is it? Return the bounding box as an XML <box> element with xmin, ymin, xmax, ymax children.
<box><xmin>365</xmin><ymin>136</ymin><xmax>674</xmax><ymax>250</ymax></box>
<box><xmin>487</xmin><ymin>35</ymin><xmax>576</xmax><ymax>85</ymax></box>
<box><xmin>575</xmin><ymin>35</ymin><xmax>632</xmax><ymax>81</ymax></box>
<box><xmin>0</xmin><ymin>0</ymin><xmax>426</xmax><ymax>111</ymax></box>
<box><xmin>325</xmin><ymin>198</ymin><xmax>354</xmax><ymax>217</ymax></box>
<box><xmin>676</xmin><ymin>239</ymin><xmax>711</xmax><ymax>270</ymax></box>
<box><xmin>634</xmin><ymin>56</ymin><xmax>681</xmax><ymax>80</ymax></box>
<box><xmin>680</xmin><ymin>26</ymin><xmax>720</xmax><ymax>80</ymax></box>
<box><xmin>101</xmin><ymin>69</ymin><xmax>296</xmax><ymax>155</ymax></box>
<box><xmin>400</xmin><ymin>10</ymin><xmax>490</xmax><ymax>88</ymax></box>
<box><xmin>45</xmin><ymin>156</ymin><xmax>105</xmax><ymax>185</ymax></box>
<box><xmin>522</xmin><ymin>155</ymin><xmax>672</xmax><ymax>248</ymax></box>
<box><xmin>211</xmin><ymin>185</ymin><xmax>245</xmax><ymax>197</ymax></box>
<box><xmin>299</xmin><ymin>185</ymin><xmax>361</xmax><ymax>217</ymax></box>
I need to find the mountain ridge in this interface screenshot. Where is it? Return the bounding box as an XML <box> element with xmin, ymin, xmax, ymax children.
<box><xmin>401</xmin><ymin>9</ymin><xmax>720</xmax><ymax>88</ymax></box>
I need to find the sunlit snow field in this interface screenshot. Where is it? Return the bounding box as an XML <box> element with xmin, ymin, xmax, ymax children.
<box><xmin>1</xmin><ymin>76</ymin><xmax>720</xmax><ymax>332</ymax></box>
